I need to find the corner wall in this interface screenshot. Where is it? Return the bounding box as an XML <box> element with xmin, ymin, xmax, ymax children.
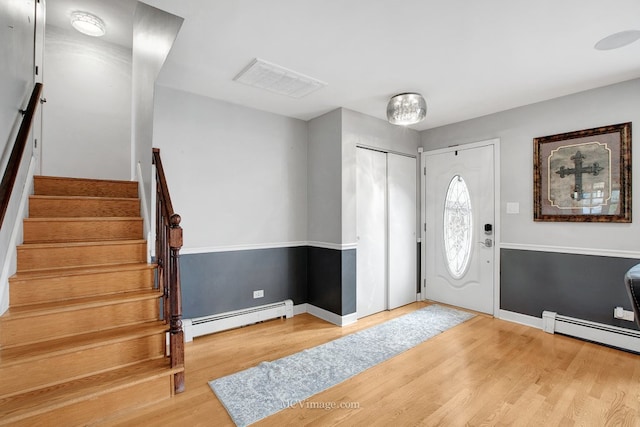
<box><xmin>307</xmin><ymin>108</ymin><xmax>420</xmax><ymax>318</ymax></box>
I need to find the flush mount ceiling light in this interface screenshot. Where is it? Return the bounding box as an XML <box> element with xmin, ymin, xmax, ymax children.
<box><xmin>387</xmin><ymin>93</ymin><xmax>427</xmax><ymax>126</ymax></box>
<box><xmin>233</xmin><ymin>58</ymin><xmax>327</xmax><ymax>98</ymax></box>
<box><xmin>70</xmin><ymin>11</ymin><xmax>106</xmax><ymax>37</ymax></box>
<box><xmin>594</xmin><ymin>30</ymin><xmax>640</xmax><ymax>50</ymax></box>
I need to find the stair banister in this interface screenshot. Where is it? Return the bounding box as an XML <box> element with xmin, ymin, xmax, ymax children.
<box><xmin>152</xmin><ymin>147</ymin><xmax>185</xmax><ymax>394</ymax></box>
<box><xmin>0</xmin><ymin>83</ymin><xmax>43</xmax><ymax>229</ymax></box>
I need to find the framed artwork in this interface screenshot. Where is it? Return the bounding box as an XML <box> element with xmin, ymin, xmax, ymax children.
<box><xmin>533</xmin><ymin>122</ymin><xmax>631</xmax><ymax>222</ymax></box>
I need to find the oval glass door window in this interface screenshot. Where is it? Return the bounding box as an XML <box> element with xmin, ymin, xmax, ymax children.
<box><xmin>443</xmin><ymin>175</ymin><xmax>472</xmax><ymax>278</ymax></box>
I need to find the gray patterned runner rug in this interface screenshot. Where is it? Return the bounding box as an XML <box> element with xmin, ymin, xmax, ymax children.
<box><xmin>209</xmin><ymin>304</ymin><xmax>474</xmax><ymax>426</ymax></box>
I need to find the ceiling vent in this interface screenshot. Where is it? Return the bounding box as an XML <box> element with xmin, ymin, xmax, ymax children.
<box><xmin>233</xmin><ymin>58</ymin><xmax>327</xmax><ymax>98</ymax></box>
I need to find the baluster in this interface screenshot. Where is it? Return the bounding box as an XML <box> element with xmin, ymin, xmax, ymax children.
<box><xmin>169</xmin><ymin>213</ymin><xmax>184</xmax><ymax>392</ymax></box>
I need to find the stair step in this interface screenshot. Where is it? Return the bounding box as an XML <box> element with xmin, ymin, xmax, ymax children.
<box><xmin>0</xmin><ymin>359</ymin><xmax>182</xmax><ymax>427</ymax></box>
<box><xmin>34</xmin><ymin>176</ymin><xmax>138</xmax><ymax>199</ymax></box>
<box><xmin>0</xmin><ymin>322</ymin><xmax>167</xmax><ymax>398</ymax></box>
<box><xmin>9</xmin><ymin>263</ymin><xmax>156</xmax><ymax>306</ymax></box>
<box><xmin>23</xmin><ymin>217</ymin><xmax>143</xmax><ymax>243</ymax></box>
<box><xmin>29</xmin><ymin>195</ymin><xmax>140</xmax><ymax>218</ymax></box>
<box><xmin>0</xmin><ymin>290</ymin><xmax>162</xmax><ymax>348</ymax></box>
<box><xmin>17</xmin><ymin>239</ymin><xmax>147</xmax><ymax>271</ymax></box>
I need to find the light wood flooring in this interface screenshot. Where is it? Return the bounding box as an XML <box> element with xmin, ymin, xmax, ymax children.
<box><xmin>107</xmin><ymin>302</ymin><xmax>640</xmax><ymax>426</ymax></box>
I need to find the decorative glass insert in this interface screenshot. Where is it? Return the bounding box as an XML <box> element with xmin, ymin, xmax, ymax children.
<box><xmin>443</xmin><ymin>175</ymin><xmax>472</xmax><ymax>278</ymax></box>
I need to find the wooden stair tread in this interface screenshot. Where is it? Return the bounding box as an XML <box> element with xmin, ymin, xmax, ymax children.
<box><xmin>0</xmin><ymin>321</ymin><xmax>167</xmax><ymax>367</ymax></box>
<box><xmin>24</xmin><ymin>217</ymin><xmax>143</xmax><ymax>222</ymax></box>
<box><xmin>10</xmin><ymin>262</ymin><xmax>155</xmax><ymax>281</ymax></box>
<box><xmin>35</xmin><ymin>176</ymin><xmax>136</xmax><ymax>186</ymax></box>
<box><xmin>0</xmin><ymin>359</ymin><xmax>183</xmax><ymax>424</ymax></box>
<box><xmin>2</xmin><ymin>289</ymin><xmax>163</xmax><ymax>320</ymax></box>
<box><xmin>33</xmin><ymin>176</ymin><xmax>139</xmax><ymax>199</ymax></box>
<box><xmin>18</xmin><ymin>239</ymin><xmax>146</xmax><ymax>250</ymax></box>
<box><xmin>30</xmin><ymin>194</ymin><xmax>140</xmax><ymax>202</ymax></box>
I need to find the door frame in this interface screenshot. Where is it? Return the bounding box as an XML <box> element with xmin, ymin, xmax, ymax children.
<box><xmin>420</xmin><ymin>138</ymin><xmax>501</xmax><ymax>315</ymax></box>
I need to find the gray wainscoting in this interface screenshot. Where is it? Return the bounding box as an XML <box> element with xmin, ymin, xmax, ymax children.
<box><xmin>501</xmin><ymin>249</ymin><xmax>640</xmax><ymax>330</ymax></box>
<box><xmin>180</xmin><ymin>247</ymin><xmax>308</xmax><ymax>319</ymax></box>
<box><xmin>180</xmin><ymin>245</ymin><xmax>357</xmax><ymax>319</ymax></box>
<box><xmin>307</xmin><ymin>247</ymin><xmax>356</xmax><ymax>316</ymax></box>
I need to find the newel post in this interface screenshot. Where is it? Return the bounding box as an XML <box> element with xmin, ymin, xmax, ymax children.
<box><xmin>169</xmin><ymin>213</ymin><xmax>185</xmax><ymax>393</ymax></box>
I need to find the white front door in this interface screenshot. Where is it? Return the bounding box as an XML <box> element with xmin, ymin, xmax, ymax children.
<box><xmin>423</xmin><ymin>142</ymin><xmax>495</xmax><ymax>314</ymax></box>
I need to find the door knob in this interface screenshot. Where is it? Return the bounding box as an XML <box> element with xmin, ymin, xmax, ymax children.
<box><xmin>479</xmin><ymin>238</ymin><xmax>493</xmax><ymax>248</ymax></box>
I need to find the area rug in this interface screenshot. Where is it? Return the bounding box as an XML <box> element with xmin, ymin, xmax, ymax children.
<box><xmin>209</xmin><ymin>304</ymin><xmax>474</xmax><ymax>426</ymax></box>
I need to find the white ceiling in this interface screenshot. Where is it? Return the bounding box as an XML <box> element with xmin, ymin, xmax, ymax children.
<box><xmin>46</xmin><ymin>0</ymin><xmax>136</xmax><ymax>48</ymax></box>
<box><xmin>51</xmin><ymin>0</ymin><xmax>640</xmax><ymax>131</ymax></box>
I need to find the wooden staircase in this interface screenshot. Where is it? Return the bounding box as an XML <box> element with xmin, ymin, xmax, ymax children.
<box><xmin>0</xmin><ymin>176</ymin><xmax>183</xmax><ymax>426</ymax></box>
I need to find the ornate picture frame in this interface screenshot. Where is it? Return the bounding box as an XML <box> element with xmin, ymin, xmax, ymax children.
<box><xmin>533</xmin><ymin>122</ymin><xmax>632</xmax><ymax>222</ymax></box>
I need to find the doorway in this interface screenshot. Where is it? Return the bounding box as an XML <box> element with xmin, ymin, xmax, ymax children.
<box><xmin>422</xmin><ymin>140</ymin><xmax>498</xmax><ymax>315</ymax></box>
<box><xmin>356</xmin><ymin>147</ymin><xmax>417</xmax><ymax>318</ymax></box>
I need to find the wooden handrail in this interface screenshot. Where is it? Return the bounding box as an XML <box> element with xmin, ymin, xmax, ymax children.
<box><xmin>0</xmin><ymin>83</ymin><xmax>43</xmax><ymax>229</ymax></box>
<box><xmin>152</xmin><ymin>147</ymin><xmax>185</xmax><ymax>394</ymax></box>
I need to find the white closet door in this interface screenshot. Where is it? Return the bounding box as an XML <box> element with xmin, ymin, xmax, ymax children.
<box><xmin>388</xmin><ymin>154</ymin><xmax>417</xmax><ymax>309</ymax></box>
<box><xmin>356</xmin><ymin>148</ymin><xmax>387</xmax><ymax>318</ymax></box>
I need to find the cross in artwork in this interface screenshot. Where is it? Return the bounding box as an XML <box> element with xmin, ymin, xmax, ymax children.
<box><xmin>555</xmin><ymin>150</ymin><xmax>604</xmax><ymax>201</ymax></box>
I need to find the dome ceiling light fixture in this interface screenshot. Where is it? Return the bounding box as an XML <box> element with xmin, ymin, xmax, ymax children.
<box><xmin>594</xmin><ymin>30</ymin><xmax>640</xmax><ymax>50</ymax></box>
<box><xmin>70</xmin><ymin>11</ymin><xmax>106</xmax><ymax>37</ymax></box>
<box><xmin>386</xmin><ymin>92</ymin><xmax>427</xmax><ymax>126</ymax></box>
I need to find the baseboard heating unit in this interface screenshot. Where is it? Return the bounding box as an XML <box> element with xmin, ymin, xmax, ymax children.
<box><xmin>542</xmin><ymin>311</ymin><xmax>640</xmax><ymax>353</ymax></box>
<box><xmin>184</xmin><ymin>299</ymin><xmax>293</xmax><ymax>341</ymax></box>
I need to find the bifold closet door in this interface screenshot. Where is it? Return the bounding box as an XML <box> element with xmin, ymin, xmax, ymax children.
<box><xmin>387</xmin><ymin>153</ymin><xmax>417</xmax><ymax>309</ymax></box>
<box><xmin>356</xmin><ymin>148</ymin><xmax>387</xmax><ymax>318</ymax></box>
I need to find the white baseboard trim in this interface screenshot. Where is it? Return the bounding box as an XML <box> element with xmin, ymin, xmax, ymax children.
<box><xmin>306</xmin><ymin>304</ymin><xmax>357</xmax><ymax>327</ymax></box>
<box><xmin>293</xmin><ymin>303</ymin><xmax>308</xmax><ymax>316</ymax></box>
<box><xmin>497</xmin><ymin>309</ymin><xmax>543</xmax><ymax>330</ymax></box>
<box><xmin>183</xmin><ymin>302</ymin><xmax>355</xmax><ymax>343</ymax></box>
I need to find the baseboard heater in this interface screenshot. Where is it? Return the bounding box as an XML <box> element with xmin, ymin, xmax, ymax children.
<box><xmin>542</xmin><ymin>311</ymin><xmax>640</xmax><ymax>353</ymax></box>
<box><xmin>186</xmin><ymin>299</ymin><xmax>293</xmax><ymax>341</ymax></box>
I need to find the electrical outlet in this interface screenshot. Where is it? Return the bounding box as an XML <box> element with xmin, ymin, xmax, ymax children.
<box><xmin>253</xmin><ymin>290</ymin><xmax>264</xmax><ymax>299</ymax></box>
<box><xmin>614</xmin><ymin>306</ymin><xmax>635</xmax><ymax>322</ymax></box>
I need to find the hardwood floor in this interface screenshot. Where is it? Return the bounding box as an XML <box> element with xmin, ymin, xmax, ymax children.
<box><xmin>107</xmin><ymin>302</ymin><xmax>640</xmax><ymax>426</ymax></box>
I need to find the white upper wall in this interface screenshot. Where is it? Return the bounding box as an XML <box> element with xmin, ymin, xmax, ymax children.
<box><xmin>152</xmin><ymin>85</ymin><xmax>308</xmax><ymax>251</ymax></box>
<box><xmin>42</xmin><ymin>25</ymin><xmax>131</xmax><ymax>180</ymax></box>
<box><xmin>307</xmin><ymin>109</ymin><xmax>342</xmax><ymax>245</ymax></box>
<box><xmin>0</xmin><ymin>0</ymin><xmax>34</xmax><ymax>163</ymax></box>
<box><xmin>421</xmin><ymin>78</ymin><xmax>640</xmax><ymax>254</ymax></box>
